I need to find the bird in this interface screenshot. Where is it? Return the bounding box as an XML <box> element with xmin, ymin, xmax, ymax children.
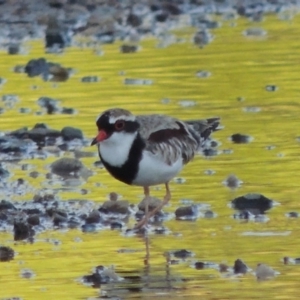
<box><xmin>91</xmin><ymin>108</ymin><xmax>220</xmax><ymax>228</ymax></box>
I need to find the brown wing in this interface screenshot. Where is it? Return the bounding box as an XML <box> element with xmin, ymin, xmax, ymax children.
<box><xmin>136</xmin><ymin>115</ymin><xmax>200</xmax><ymax>165</ymax></box>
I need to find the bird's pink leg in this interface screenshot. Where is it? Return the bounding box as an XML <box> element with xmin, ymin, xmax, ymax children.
<box><xmin>134</xmin><ymin>186</ymin><xmax>150</xmax><ymax>229</ymax></box>
<box><xmin>134</xmin><ymin>183</ymin><xmax>171</xmax><ymax>229</ymax></box>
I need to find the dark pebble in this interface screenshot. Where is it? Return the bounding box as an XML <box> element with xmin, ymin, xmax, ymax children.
<box><xmin>27</xmin><ymin>215</ymin><xmax>40</xmax><ymax>226</ymax></box>
<box><xmin>230</xmin><ymin>133</ymin><xmax>252</xmax><ymax>144</ymax></box>
<box><xmin>48</xmin><ymin>65</ymin><xmax>69</xmax><ymax>82</ymax></box>
<box><xmin>99</xmin><ymin>200</ymin><xmax>129</xmax><ymax>215</ymax></box>
<box><xmin>25</xmin><ymin>58</ymin><xmax>48</xmax><ymax>77</ymax></box>
<box><xmin>14</xmin><ymin>221</ymin><xmax>35</xmax><ymax>241</ymax></box>
<box><xmin>0</xmin><ymin>246</ymin><xmax>14</xmax><ymax>262</ymax></box>
<box><xmin>85</xmin><ymin>210</ymin><xmax>101</xmax><ymax>224</ymax></box>
<box><xmin>156</xmin><ymin>12</ymin><xmax>169</xmax><ymax>22</ymax></box>
<box><xmin>173</xmin><ymin>249</ymin><xmax>193</xmax><ymax>259</ymax></box>
<box><xmin>233</xmin><ymin>259</ymin><xmax>248</xmax><ymax>274</ymax></box>
<box><xmin>37</xmin><ymin>96</ymin><xmax>60</xmax><ymax>114</ymax></box>
<box><xmin>287</xmin><ymin>212</ymin><xmax>298</xmax><ymax>218</ymax></box>
<box><xmin>265</xmin><ymin>85</ymin><xmax>278</xmax><ymax>92</ymax></box>
<box><xmin>45</xmin><ymin>16</ymin><xmax>66</xmax><ymax>49</ymax></box>
<box><xmin>0</xmin><ymin>165</ymin><xmax>10</xmax><ymax>179</ymax></box>
<box><xmin>50</xmin><ymin>157</ymin><xmax>84</xmax><ymax>176</ymax></box>
<box><xmin>61</xmin><ymin>107</ymin><xmax>76</xmax><ymax>114</ymax></box>
<box><xmin>163</xmin><ymin>2</ymin><xmax>181</xmax><ymax>15</ymax></box>
<box><xmin>61</xmin><ymin>126</ymin><xmax>83</xmax><ymax>141</ymax></box>
<box><xmin>81</xmin><ymin>76</ymin><xmax>99</xmax><ymax>83</ymax></box>
<box><xmin>231</xmin><ymin>193</ymin><xmax>274</xmax><ymax>214</ymax></box>
<box><xmin>204</xmin><ymin>210</ymin><xmax>214</xmax><ymax>218</ymax></box>
<box><xmin>27</xmin><ymin>126</ymin><xmax>61</xmax><ymax>146</ymax></box>
<box><xmin>0</xmin><ymin>136</ymin><xmax>34</xmax><ymax>154</ymax></box>
<box><xmin>127</xmin><ymin>14</ymin><xmax>142</xmax><ymax>27</ymax></box>
<box><xmin>82</xmin><ymin>223</ymin><xmax>96</xmax><ymax>233</ymax></box>
<box><xmin>120</xmin><ymin>45</ymin><xmax>139</xmax><ymax>53</ymax></box>
<box><xmin>8</xmin><ymin>44</ymin><xmax>20</xmax><ymax>55</ymax></box>
<box><xmin>175</xmin><ymin>205</ymin><xmax>198</xmax><ymax>220</ymax></box>
<box><xmin>110</xmin><ymin>222</ymin><xmax>122</xmax><ymax>230</ymax></box>
<box><xmin>0</xmin><ymin>200</ymin><xmax>16</xmax><ymax>210</ymax></box>
<box><xmin>194</xmin><ymin>261</ymin><xmax>205</xmax><ymax>270</ymax></box>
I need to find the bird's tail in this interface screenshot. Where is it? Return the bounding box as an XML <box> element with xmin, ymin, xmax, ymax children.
<box><xmin>186</xmin><ymin>117</ymin><xmax>222</xmax><ymax>156</ymax></box>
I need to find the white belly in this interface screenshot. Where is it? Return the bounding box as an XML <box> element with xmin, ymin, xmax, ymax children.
<box><xmin>132</xmin><ymin>150</ymin><xmax>183</xmax><ymax>186</ymax></box>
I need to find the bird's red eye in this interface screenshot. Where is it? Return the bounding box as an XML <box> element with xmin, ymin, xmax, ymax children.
<box><xmin>115</xmin><ymin>120</ymin><xmax>125</xmax><ymax>131</ymax></box>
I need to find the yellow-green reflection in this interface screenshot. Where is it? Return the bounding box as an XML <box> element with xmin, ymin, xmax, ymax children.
<box><xmin>1</xmin><ymin>13</ymin><xmax>300</xmax><ymax>300</ymax></box>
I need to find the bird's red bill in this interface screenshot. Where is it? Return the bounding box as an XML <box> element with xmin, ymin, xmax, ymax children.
<box><xmin>91</xmin><ymin>130</ymin><xmax>107</xmax><ymax>145</ymax></box>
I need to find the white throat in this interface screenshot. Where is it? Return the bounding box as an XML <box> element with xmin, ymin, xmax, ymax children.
<box><xmin>98</xmin><ymin>131</ymin><xmax>137</xmax><ymax>167</ymax></box>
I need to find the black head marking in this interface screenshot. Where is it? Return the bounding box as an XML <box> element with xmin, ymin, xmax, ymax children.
<box><xmin>96</xmin><ymin>110</ymin><xmax>140</xmax><ymax>137</ymax></box>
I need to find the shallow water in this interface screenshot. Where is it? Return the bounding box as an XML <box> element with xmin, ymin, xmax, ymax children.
<box><xmin>1</xmin><ymin>12</ymin><xmax>300</xmax><ymax>300</ymax></box>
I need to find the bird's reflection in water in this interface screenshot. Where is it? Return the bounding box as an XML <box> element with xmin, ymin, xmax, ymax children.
<box><xmin>99</xmin><ymin>234</ymin><xmax>188</xmax><ymax>299</ymax></box>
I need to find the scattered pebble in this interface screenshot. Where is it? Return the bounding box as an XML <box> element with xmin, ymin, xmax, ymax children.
<box><xmin>243</xmin><ymin>27</ymin><xmax>267</xmax><ymax>37</ymax></box>
<box><xmin>222</xmin><ymin>174</ymin><xmax>243</xmax><ymax>190</ymax></box>
<box><xmin>81</xmin><ymin>76</ymin><xmax>100</xmax><ymax>83</ymax></box>
<box><xmin>124</xmin><ymin>78</ymin><xmax>153</xmax><ymax>85</ymax></box>
<box><xmin>20</xmin><ymin>268</ymin><xmax>35</xmax><ymax>279</ymax></box>
<box><xmin>195</xmin><ymin>70</ymin><xmax>211</xmax><ymax>78</ymax></box>
<box><xmin>265</xmin><ymin>85</ymin><xmax>278</xmax><ymax>92</ymax></box>
<box><xmin>231</xmin><ymin>193</ymin><xmax>276</xmax><ymax>215</ymax></box>
<box><xmin>204</xmin><ymin>169</ymin><xmax>216</xmax><ymax>175</ymax></box>
<box><xmin>285</xmin><ymin>212</ymin><xmax>299</xmax><ymax>218</ymax></box>
<box><xmin>255</xmin><ymin>263</ymin><xmax>278</xmax><ymax>280</ymax></box>
<box><xmin>233</xmin><ymin>259</ymin><xmax>249</xmax><ymax>274</ymax></box>
<box><xmin>173</xmin><ymin>177</ymin><xmax>186</xmax><ymax>184</ymax></box>
<box><xmin>81</xmin><ymin>265</ymin><xmax>123</xmax><ymax>288</ymax></box>
<box><xmin>175</xmin><ymin>205</ymin><xmax>198</xmax><ymax>220</ymax></box>
<box><xmin>120</xmin><ymin>45</ymin><xmax>139</xmax><ymax>53</ymax></box>
<box><xmin>242</xmin><ymin>106</ymin><xmax>261</xmax><ymax>113</ymax></box>
<box><xmin>178</xmin><ymin>100</ymin><xmax>196</xmax><ymax>107</ymax></box>
<box><xmin>0</xmin><ymin>246</ymin><xmax>14</xmax><ymax>262</ymax></box>
<box><xmin>230</xmin><ymin>133</ymin><xmax>253</xmax><ymax>144</ymax></box>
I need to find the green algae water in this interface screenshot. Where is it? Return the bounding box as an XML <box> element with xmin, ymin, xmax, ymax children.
<box><xmin>1</xmin><ymin>13</ymin><xmax>300</xmax><ymax>300</ymax></box>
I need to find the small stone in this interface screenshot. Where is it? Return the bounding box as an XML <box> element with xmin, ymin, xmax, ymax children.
<box><xmin>14</xmin><ymin>221</ymin><xmax>35</xmax><ymax>241</ymax></box>
<box><xmin>0</xmin><ymin>246</ymin><xmax>14</xmax><ymax>262</ymax></box>
<box><xmin>110</xmin><ymin>222</ymin><xmax>122</xmax><ymax>230</ymax></box>
<box><xmin>50</xmin><ymin>157</ymin><xmax>84</xmax><ymax>176</ymax></box>
<box><xmin>243</xmin><ymin>28</ymin><xmax>267</xmax><ymax>37</ymax></box>
<box><xmin>82</xmin><ymin>224</ymin><xmax>96</xmax><ymax>233</ymax></box>
<box><xmin>27</xmin><ymin>215</ymin><xmax>40</xmax><ymax>226</ymax></box>
<box><xmin>230</xmin><ymin>133</ymin><xmax>253</xmax><ymax>144</ymax></box>
<box><xmin>222</xmin><ymin>174</ymin><xmax>243</xmax><ymax>190</ymax></box>
<box><xmin>8</xmin><ymin>44</ymin><xmax>20</xmax><ymax>55</ymax></box>
<box><xmin>243</xmin><ymin>106</ymin><xmax>261</xmax><ymax>113</ymax></box>
<box><xmin>175</xmin><ymin>205</ymin><xmax>198</xmax><ymax>220</ymax></box>
<box><xmin>255</xmin><ymin>263</ymin><xmax>278</xmax><ymax>280</ymax></box>
<box><xmin>25</xmin><ymin>58</ymin><xmax>48</xmax><ymax>78</ymax></box>
<box><xmin>265</xmin><ymin>85</ymin><xmax>278</xmax><ymax>92</ymax></box>
<box><xmin>61</xmin><ymin>127</ymin><xmax>83</xmax><ymax>141</ymax></box>
<box><xmin>45</xmin><ymin>16</ymin><xmax>66</xmax><ymax>49</ymax></box>
<box><xmin>286</xmin><ymin>212</ymin><xmax>298</xmax><ymax>218</ymax></box>
<box><xmin>195</xmin><ymin>70</ymin><xmax>211</xmax><ymax>78</ymax></box>
<box><xmin>138</xmin><ymin>197</ymin><xmax>161</xmax><ymax>213</ymax></box>
<box><xmin>231</xmin><ymin>193</ymin><xmax>275</xmax><ymax>214</ymax></box>
<box><xmin>85</xmin><ymin>210</ymin><xmax>101</xmax><ymax>224</ymax></box>
<box><xmin>178</xmin><ymin>100</ymin><xmax>196</xmax><ymax>107</ymax></box>
<box><xmin>124</xmin><ymin>78</ymin><xmax>153</xmax><ymax>85</ymax></box>
<box><xmin>120</xmin><ymin>45</ymin><xmax>139</xmax><ymax>53</ymax></box>
<box><xmin>20</xmin><ymin>268</ymin><xmax>35</xmax><ymax>279</ymax></box>
<box><xmin>233</xmin><ymin>259</ymin><xmax>248</xmax><ymax>274</ymax></box>
<box><xmin>172</xmin><ymin>249</ymin><xmax>193</xmax><ymax>259</ymax></box>
<box><xmin>0</xmin><ymin>200</ymin><xmax>16</xmax><ymax>210</ymax></box>
<box><xmin>81</xmin><ymin>76</ymin><xmax>99</xmax><ymax>83</ymax></box>
<box><xmin>48</xmin><ymin>65</ymin><xmax>69</xmax><ymax>82</ymax></box>
<box><xmin>37</xmin><ymin>96</ymin><xmax>60</xmax><ymax>114</ymax></box>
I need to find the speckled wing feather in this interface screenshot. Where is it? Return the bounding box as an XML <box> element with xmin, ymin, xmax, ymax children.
<box><xmin>136</xmin><ymin>114</ymin><xmax>220</xmax><ymax>165</ymax></box>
